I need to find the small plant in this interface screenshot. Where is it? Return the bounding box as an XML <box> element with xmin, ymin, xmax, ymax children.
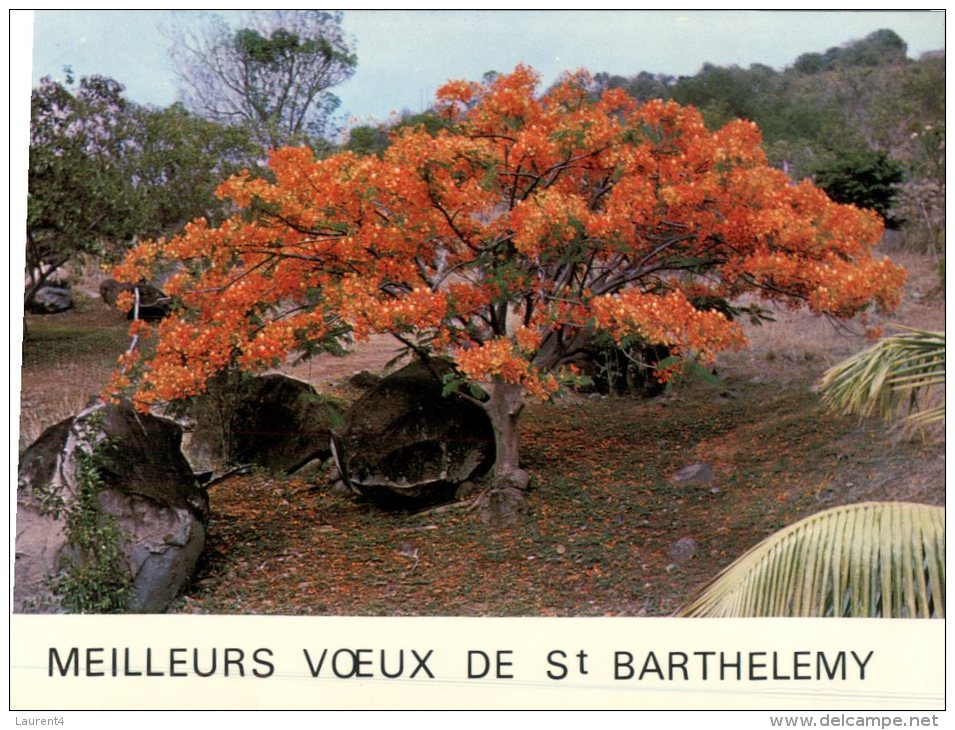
<box><xmin>582</xmin><ymin>333</ymin><xmax>670</xmax><ymax>397</ymax></box>
<box><xmin>28</xmin><ymin>477</ymin><xmax>68</xmax><ymax>520</ymax></box>
<box><xmin>52</xmin><ymin>434</ymin><xmax>133</xmax><ymax>613</ymax></box>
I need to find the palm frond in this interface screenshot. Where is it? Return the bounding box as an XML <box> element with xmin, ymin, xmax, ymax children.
<box><xmin>677</xmin><ymin>502</ymin><xmax>944</xmax><ymax>618</ymax></box>
<box><xmin>819</xmin><ymin>327</ymin><xmax>944</xmax><ymax>427</ymax></box>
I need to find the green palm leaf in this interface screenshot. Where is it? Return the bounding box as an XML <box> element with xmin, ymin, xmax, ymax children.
<box><xmin>819</xmin><ymin>328</ymin><xmax>944</xmax><ymax>427</ymax></box>
<box><xmin>677</xmin><ymin>502</ymin><xmax>944</xmax><ymax>618</ymax></box>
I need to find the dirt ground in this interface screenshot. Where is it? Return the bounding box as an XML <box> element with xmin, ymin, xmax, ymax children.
<box><xmin>16</xmin><ymin>249</ymin><xmax>945</xmax><ymax>615</ymax></box>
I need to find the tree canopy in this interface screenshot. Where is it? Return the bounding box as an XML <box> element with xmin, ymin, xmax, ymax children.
<box><xmin>793</xmin><ymin>28</ymin><xmax>908</xmax><ymax>75</ymax></box>
<box><xmin>110</xmin><ymin>66</ymin><xmax>906</xmax><ymax>520</ymax></box>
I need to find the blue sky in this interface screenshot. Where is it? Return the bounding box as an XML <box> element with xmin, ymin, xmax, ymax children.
<box><xmin>23</xmin><ymin>9</ymin><xmax>946</xmax><ymax>128</ymax></box>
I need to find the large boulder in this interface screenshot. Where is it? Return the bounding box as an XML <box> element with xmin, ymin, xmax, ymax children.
<box><xmin>332</xmin><ymin>359</ymin><xmax>495</xmax><ymax>505</ymax></box>
<box><xmin>179</xmin><ymin>372</ymin><xmax>343</xmax><ymax>475</ymax></box>
<box><xmin>99</xmin><ymin>279</ymin><xmax>171</xmax><ymax>320</ymax></box>
<box><xmin>15</xmin><ymin>399</ymin><xmax>208</xmax><ymax>613</ymax></box>
<box><xmin>27</xmin><ymin>282</ymin><xmax>73</xmax><ymax>314</ymax></box>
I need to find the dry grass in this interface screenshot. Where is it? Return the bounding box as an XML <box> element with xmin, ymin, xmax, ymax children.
<box><xmin>717</xmin><ymin>249</ymin><xmax>944</xmax><ymax>386</ymax></box>
<box><xmin>18</xmin><ymin>295</ymin><xmax>131</xmax><ymax>450</ymax></box>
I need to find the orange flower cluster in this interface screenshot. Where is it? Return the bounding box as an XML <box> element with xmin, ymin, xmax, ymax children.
<box><xmin>109</xmin><ymin>65</ymin><xmax>905</xmax><ymax>412</ymax></box>
<box><xmin>591</xmin><ymin>289</ymin><xmax>747</xmax><ymax>366</ymax></box>
<box><xmin>511</xmin><ymin>190</ymin><xmax>590</xmax><ymax>257</ymax></box>
<box><xmin>357</xmin><ymin>287</ymin><xmax>449</xmax><ymax>333</ymax></box>
<box><xmin>454</xmin><ymin>338</ymin><xmax>559</xmax><ymax>400</ymax></box>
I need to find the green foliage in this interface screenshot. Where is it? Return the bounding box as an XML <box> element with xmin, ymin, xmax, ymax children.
<box><xmin>52</xmin><ymin>438</ymin><xmax>133</xmax><ymax>613</ymax></box>
<box><xmin>28</xmin><ymin>74</ymin><xmax>144</xmax><ymax>293</ymax></box>
<box><xmin>592</xmin><ymin>71</ymin><xmax>675</xmax><ymax>103</ymax></box>
<box><xmin>29</xmin><ymin>475</ymin><xmax>68</xmax><ymax>519</ymax></box>
<box><xmin>27</xmin><ymin>74</ymin><xmax>260</xmax><ymax>308</ymax></box>
<box><xmin>792</xmin><ymin>52</ymin><xmax>828</xmax><ymax>75</ymax></box>
<box><xmin>679</xmin><ymin>501</ymin><xmax>944</xmax><ymax>618</ymax></box>
<box><xmin>811</xmin><ymin>150</ymin><xmax>904</xmax><ymax>223</ymax></box>
<box><xmin>661</xmin><ymin>359</ymin><xmax>721</xmax><ymax>393</ymax></box>
<box><xmin>839</xmin><ymin>29</ymin><xmax>908</xmax><ymax>67</ymax></box>
<box><xmin>580</xmin><ymin>333</ymin><xmax>669</xmax><ymax>396</ymax></box>
<box><xmin>395</xmin><ymin>109</ymin><xmax>454</xmax><ymax>137</ymax></box>
<box><xmin>671</xmin><ymin>62</ymin><xmax>779</xmax><ymax>129</ymax></box>
<box><xmin>233</xmin><ymin>27</ymin><xmax>349</xmax><ymax>67</ymax></box>
<box><xmin>129</xmin><ymin>103</ymin><xmax>263</xmax><ymax>236</ymax></box>
<box><xmin>345</xmin><ymin>124</ymin><xmax>391</xmax><ymax>157</ymax></box>
<box><xmin>345</xmin><ymin>110</ymin><xmax>453</xmax><ymax>158</ymax></box>
<box><xmin>441</xmin><ymin>370</ymin><xmax>488</xmax><ymax>401</ymax></box>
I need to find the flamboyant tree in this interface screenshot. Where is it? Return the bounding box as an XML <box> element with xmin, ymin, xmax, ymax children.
<box><xmin>110</xmin><ymin>66</ymin><xmax>905</xmax><ymax>518</ymax></box>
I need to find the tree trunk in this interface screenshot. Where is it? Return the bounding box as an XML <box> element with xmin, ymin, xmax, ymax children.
<box><xmin>477</xmin><ymin>380</ymin><xmax>529</xmax><ymax>526</ymax></box>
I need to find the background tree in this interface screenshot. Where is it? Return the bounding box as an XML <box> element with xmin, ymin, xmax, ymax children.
<box><xmin>164</xmin><ymin>10</ymin><xmax>357</xmax><ymax>149</ymax></box>
<box><xmin>27</xmin><ymin>73</ymin><xmax>260</xmax><ymax>311</ymax></box>
<box><xmin>792</xmin><ymin>28</ymin><xmax>908</xmax><ymax>75</ymax></box>
<box><xmin>345</xmin><ymin>109</ymin><xmax>451</xmax><ymax>158</ymax></box>
<box><xmin>344</xmin><ymin>123</ymin><xmax>391</xmax><ymax>157</ymax></box>
<box><xmin>811</xmin><ymin>150</ymin><xmax>904</xmax><ymax>226</ymax></box>
<box><xmin>27</xmin><ymin>74</ymin><xmax>142</xmax><ymax>308</ymax></box>
<box><xmin>128</xmin><ymin>102</ymin><xmax>263</xmax><ymax>236</ymax></box>
<box><xmin>611</xmin><ymin>71</ymin><xmax>675</xmax><ymax>103</ymax></box>
<box><xmin>671</xmin><ymin>62</ymin><xmax>780</xmax><ymax>130</ymax></box>
<box><xmin>111</xmin><ymin>66</ymin><xmax>906</xmax><ymax>523</ymax></box>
